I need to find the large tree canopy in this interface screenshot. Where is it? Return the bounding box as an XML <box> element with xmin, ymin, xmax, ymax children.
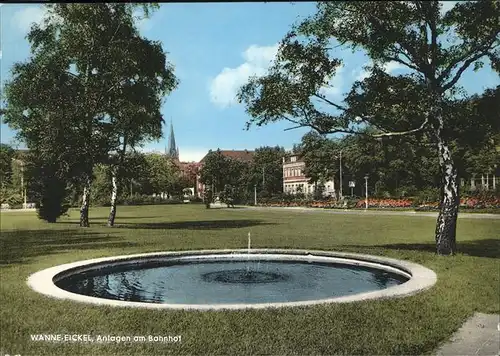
<box><xmin>238</xmin><ymin>1</ymin><xmax>500</xmax><ymax>255</ymax></box>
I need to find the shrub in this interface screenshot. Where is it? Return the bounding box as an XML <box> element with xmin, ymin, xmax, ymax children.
<box><xmin>415</xmin><ymin>187</ymin><xmax>440</xmax><ymax>205</ymax></box>
<box><xmin>36</xmin><ymin>181</ymin><xmax>70</xmax><ymax>223</ymax></box>
<box><xmin>0</xmin><ymin>187</ymin><xmax>23</xmax><ymax>206</ymax></box>
<box><xmin>119</xmin><ymin>195</ymin><xmax>182</xmax><ymax>206</ymax></box>
<box><xmin>356</xmin><ymin>198</ymin><xmax>413</xmax><ymax>209</ymax></box>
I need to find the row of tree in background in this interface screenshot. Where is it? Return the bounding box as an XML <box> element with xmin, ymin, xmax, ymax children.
<box><xmin>198</xmin><ymin>131</ymin><xmax>498</xmax><ymax>205</ymax></box>
<box><xmin>3</xmin><ymin>125</ymin><xmax>497</xmax><ymax>212</ymax></box>
<box><xmin>0</xmin><ymin>146</ymin><xmax>197</xmax><ymax>206</ymax></box>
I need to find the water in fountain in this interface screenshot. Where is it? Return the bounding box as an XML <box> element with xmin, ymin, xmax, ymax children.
<box><xmin>247</xmin><ymin>232</ymin><xmax>251</xmax><ymax>272</ymax></box>
<box><xmin>54</xmin><ymin>229</ymin><xmax>411</xmax><ymax>304</ymax></box>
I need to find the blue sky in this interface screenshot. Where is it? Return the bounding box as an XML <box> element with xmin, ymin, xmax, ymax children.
<box><xmin>1</xmin><ymin>2</ymin><xmax>498</xmax><ymax>162</ymax></box>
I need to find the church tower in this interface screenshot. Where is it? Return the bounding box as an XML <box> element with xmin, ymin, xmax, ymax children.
<box><xmin>166</xmin><ymin>120</ymin><xmax>179</xmax><ymax>160</ymax></box>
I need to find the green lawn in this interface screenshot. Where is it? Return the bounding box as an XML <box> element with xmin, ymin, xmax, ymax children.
<box><xmin>1</xmin><ymin>205</ymin><xmax>499</xmax><ymax>356</ymax></box>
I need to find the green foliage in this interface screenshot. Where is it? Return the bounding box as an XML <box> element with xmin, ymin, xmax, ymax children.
<box><xmin>220</xmin><ymin>184</ymin><xmax>235</xmax><ymax>207</ymax></box>
<box><xmin>238</xmin><ymin>0</ymin><xmax>499</xmax><ymax>155</ymax></box>
<box><xmin>299</xmin><ymin>132</ymin><xmax>340</xmax><ymax>184</ymax></box>
<box><xmin>1</xmin><ymin>205</ymin><xmax>499</xmax><ymax>355</ymax></box>
<box><xmin>144</xmin><ymin>153</ymin><xmax>181</xmax><ymax>196</ymax></box>
<box><xmin>0</xmin><ymin>186</ymin><xmax>22</xmax><ymax>206</ymax></box>
<box><xmin>238</xmin><ymin>1</ymin><xmax>499</xmax><ymax>253</ymax></box>
<box><xmin>313</xmin><ymin>181</ymin><xmax>326</xmax><ymax>201</ymax></box>
<box><xmin>0</xmin><ymin>144</ymin><xmax>15</xmax><ymax>187</ymax></box>
<box><xmin>90</xmin><ymin>164</ymin><xmax>112</xmax><ymax>206</ymax></box>
<box><xmin>27</xmin><ymin>160</ymin><xmax>70</xmax><ymax>223</ymax></box>
<box><xmin>415</xmin><ymin>187</ymin><xmax>441</xmax><ymax>205</ymax></box>
<box><xmin>203</xmin><ymin>188</ymin><xmax>213</xmax><ymax>209</ymax></box>
<box><xmin>199</xmin><ymin>150</ymin><xmax>232</xmax><ymax>192</ymax></box>
<box><xmin>248</xmin><ymin>146</ymin><xmax>285</xmax><ymax>194</ymax></box>
<box><xmin>2</xmin><ymin>4</ymin><xmax>177</xmax><ymax>224</ymax></box>
<box><xmin>119</xmin><ymin>194</ymin><xmax>182</xmax><ymax>206</ymax></box>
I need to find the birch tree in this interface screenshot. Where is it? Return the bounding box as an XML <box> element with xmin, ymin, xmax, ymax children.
<box><xmin>3</xmin><ymin>4</ymin><xmax>177</xmax><ymax>226</ymax></box>
<box><xmin>238</xmin><ymin>1</ymin><xmax>500</xmax><ymax>255</ymax></box>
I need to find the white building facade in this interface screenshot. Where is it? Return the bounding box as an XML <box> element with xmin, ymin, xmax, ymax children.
<box><xmin>282</xmin><ymin>153</ymin><xmax>336</xmax><ymax>197</ymax></box>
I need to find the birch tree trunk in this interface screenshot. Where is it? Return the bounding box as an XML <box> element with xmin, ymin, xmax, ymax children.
<box><xmin>80</xmin><ymin>176</ymin><xmax>91</xmax><ymax>227</ymax></box>
<box><xmin>108</xmin><ymin>135</ymin><xmax>127</xmax><ymax>227</ymax></box>
<box><xmin>107</xmin><ymin>170</ymin><xmax>118</xmax><ymax>227</ymax></box>
<box><xmin>435</xmin><ymin>134</ymin><xmax>459</xmax><ymax>255</ymax></box>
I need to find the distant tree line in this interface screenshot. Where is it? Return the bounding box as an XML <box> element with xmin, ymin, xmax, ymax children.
<box><xmin>196</xmin><ymin>133</ymin><xmax>498</xmax><ymax>207</ymax></box>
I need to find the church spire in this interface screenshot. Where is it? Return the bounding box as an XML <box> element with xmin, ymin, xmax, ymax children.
<box><xmin>167</xmin><ymin>119</ymin><xmax>179</xmax><ymax>160</ymax></box>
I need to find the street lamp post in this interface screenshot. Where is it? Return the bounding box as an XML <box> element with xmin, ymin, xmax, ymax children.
<box><xmin>364</xmin><ymin>175</ymin><xmax>369</xmax><ymax>210</ymax></box>
<box><xmin>254</xmin><ymin>184</ymin><xmax>257</xmax><ymax>206</ymax></box>
<box><xmin>12</xmin><ymin>158</ymin><xmax>27</xmax><ymax>208</ymax></box>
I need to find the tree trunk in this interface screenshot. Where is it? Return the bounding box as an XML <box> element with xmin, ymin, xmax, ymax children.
<box><xmin>435</xmin><ymin>138</ymin><xmax>459</xmax><ymax>255</ymax></box>
<box><xmin>107</xmin><ymin>171</ymin><xmax>118</xmax><ymax>227</ymax></box>
<box><xmin>108</xmin><ymin>134</ymin><xmax>127</xmax><ymax>227</ymax></box>
<box><xmin>80</xmin><ymin>177</ymin><xmax>91</xmax><ymax>227</ymax></box>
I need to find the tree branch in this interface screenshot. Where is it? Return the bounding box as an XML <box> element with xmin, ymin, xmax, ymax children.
<box><xmin>282</xmin><ymin>112</ymin><xmax>428</xmax><ymax>138</ymax></box>
<box><xmin>438</xmin><ymin>34</ymin><xmax>498</xmax><ymax>88</ymax></box>
<box><xmin>313</xmin><ymin>93</ymin><xmax>347</xmax><ymax>111</ymax></box>
<box><xmin>386</xmin><ymin>54</ymin><xmax>421</xmax><ymax>72</ymax></box>
<box><xmin>279</xmin><ymin>114</ymin><xmax>303</xmax><ymax>127</ymax></box>
<box><xmin>371</xmin><ymin>117</ymin><xmax>428</xmax><ymax>137</ymax></box>
<box><xmin>313</xmin><ymin>93</ymin><xmax>376</xmax><ymax>122</ymax></box>
<box><xmin>441</xmin><ymin>51</ymin><xmax>490</xmax><ymax>92</ymax></box>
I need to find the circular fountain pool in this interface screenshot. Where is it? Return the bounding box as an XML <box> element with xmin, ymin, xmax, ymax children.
<box><xmin>27</xmin><ymin>249</ymin><xmax>437</xmax><ymax>310</ymax></box>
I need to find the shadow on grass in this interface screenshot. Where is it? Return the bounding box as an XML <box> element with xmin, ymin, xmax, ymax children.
<box><xmin>113</xmin><ymin>219</ymin><xmax>277</xmax><ymax>230</ymax></box>
<box><xmin>57</xmin><ymin>216</ymin><xmax>167</xmax><ymax>224</ymax></box>
<box><xmin>340</xmin><ymin>238</ymin><xmax>500</xmax><ymax>259</ymax></box>
<box><xmin>0</xmin><ymin>229</ymin><xmax>142</xmax><ymax>265</ymax></box>
<box><xmin>213</xmin><ymin>206</ymin><xmax>247</xmax><ymax>209</ymax></box>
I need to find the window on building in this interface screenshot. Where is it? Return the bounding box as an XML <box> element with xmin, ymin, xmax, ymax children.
<box><xmin>291</xmin><ymin>156</ymin><xmax>296</xmax><ymax>162</ymax></box>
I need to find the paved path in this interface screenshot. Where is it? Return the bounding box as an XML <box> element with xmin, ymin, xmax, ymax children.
<box><xmin>0</xmin><ymin>208</ymin><xmax>37</xmax><ymax>213</ymax></box>
<box><xmin>242</xmin><ymin>206</ymin><xmax>500</xmax><ymax>219</ymax></box>
<box><xmin>435</xmin><ymin>313</ymin><xmax>500</xmax><ymax>356</ymax></box>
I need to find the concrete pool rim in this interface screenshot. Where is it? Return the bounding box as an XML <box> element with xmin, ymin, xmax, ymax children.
<box><xmin>27</xmin><ymin>249</ymin><xmax>437</xmax><ymax>310</ymax></box>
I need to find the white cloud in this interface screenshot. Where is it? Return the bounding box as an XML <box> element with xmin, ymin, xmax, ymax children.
<box><xmin>179</xmin><ymin>148</ymin><xmax>209</xmax><ymax>162</ymax></box>
<box><xmin>209</xmin><ymin>43</ymin><xmax>279</xmax><ymax>108</ymax></box>
<box><xmin>439</xmin><ymin>1</ymin><xmax>458</xmax><ymax>15</ymax></box>
<box><xmin>356</xmin><ymin>70</ymin><xmax>370</xmax><ymax>81</ymax></box>
<box><xmin>11</xmin><ymin>6</ymin><xmax>48</xmax><ymax>34</ymax></box>
<box><xmin>318</xmin><ymin>64</ymin><xmax>345</xmax><ymax>99</ymax></box>
<box><xmin>353</xmin><ymin>65</ymin><xmax>370</xmax><ymax>82</ymax></box>
<box><xmin>11</xmin><ymin>6</ymin><xmax>152</xmax><ymax>35</ymax></box>
<box><xmin>139</xmin><ymin>146</ymin><xmax>208</xmax><ymax>163</ymax></box>
<box><xmin>382</xmin><ymin>61</ymin><xmax>405</xmax><ymax>73</ymax></box>
<box><xmin>133</xmin><ymin>9</ymin><xmax>153</xmax><ymax>34</ymax></box>
<box><xmin>353</xmin><ymin>60</ymin><xmax>405</xmax><ymax>82</ymax></box>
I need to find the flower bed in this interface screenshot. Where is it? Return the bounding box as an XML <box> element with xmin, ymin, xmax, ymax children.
<box><xmin>256</xmin><ymin>197</ymin><xmax>500</xmax><ymax>210</ymax></box>
<box><xmin>355</xmin><ymin>198</ymin><xmax>413</xmax><ymax>209</ymax></box>
<box><xmin>460</xmin><ymin>197</ymin><xmax>500</xmax><ymax>209</ymax></box>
